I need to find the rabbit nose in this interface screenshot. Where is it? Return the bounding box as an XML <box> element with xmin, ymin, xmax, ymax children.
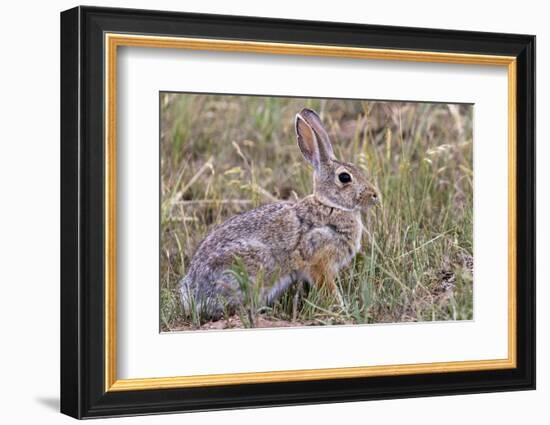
<box><xmin>368</xmin><ymin>187</ymin><xmax>381</xmax><ymax>204</ymax></box>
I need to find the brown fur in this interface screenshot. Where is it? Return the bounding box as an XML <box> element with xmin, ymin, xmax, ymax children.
<box><xmin>179</xmin><ymin>109</ymin><xmax>379</xmax><ymax>319</ymax></box>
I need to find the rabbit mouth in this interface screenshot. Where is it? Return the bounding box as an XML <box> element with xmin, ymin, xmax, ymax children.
<box><xmin>358</xmin><ymin>190</ymin><xmax>380</xmax><ymax>210</ymax></box>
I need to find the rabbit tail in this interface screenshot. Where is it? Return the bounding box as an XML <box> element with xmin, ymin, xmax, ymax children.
<box><xmin>178</xmin><ymin>274</ymin><xmax>238</xmax><ymax>321</ymax></box>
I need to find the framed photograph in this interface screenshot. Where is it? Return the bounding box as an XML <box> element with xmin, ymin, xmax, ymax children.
<box><xmin>60</xmin><ymin>6</ymin><xmax>535</xmax><ymax>419</ymax></box>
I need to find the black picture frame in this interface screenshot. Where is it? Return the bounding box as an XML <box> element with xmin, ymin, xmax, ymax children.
<box><xmin>60</xmin><ymin>5</ymin><xmax>535</xmax><ymax>419</ymax></box>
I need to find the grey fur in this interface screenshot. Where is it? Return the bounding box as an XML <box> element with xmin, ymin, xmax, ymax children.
<box><xmin>179</xmin><ymin>108</ymin><xmax>380</xmax><ymax>319</ymax></box>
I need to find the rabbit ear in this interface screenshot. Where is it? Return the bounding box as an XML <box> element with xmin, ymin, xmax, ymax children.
<box><xmin>295</xmin><ymin>109</ymin><xmax>335</xmax><ymax>170</ymax></box>
<box><xmin>295</xmin><ymin>112</ymin><xmax>320</xmax><ymax>169</ymax></box>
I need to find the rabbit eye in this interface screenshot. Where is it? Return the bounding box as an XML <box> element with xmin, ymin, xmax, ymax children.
<box><xmin>338</xmin><ymin>172</ymin><xmax>352</xmax><ymax>183</ymax></box>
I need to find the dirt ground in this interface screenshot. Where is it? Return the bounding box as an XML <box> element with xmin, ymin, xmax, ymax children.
<box><xmin>167</xmin><ymin>315</ymin><xmax>356</xmax><ymax>332</ymax></box>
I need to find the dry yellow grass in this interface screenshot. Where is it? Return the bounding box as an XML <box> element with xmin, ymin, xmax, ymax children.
<box><xmin>160</xmin><ymin>93</ymin><xmax>473</xmax><ymax>331</ymax></box>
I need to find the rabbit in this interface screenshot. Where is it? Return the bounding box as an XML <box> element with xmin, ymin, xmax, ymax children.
<box><xmin>179</xmin><ymin>108</ymin><xmax>380</xmax><ymax>320</ymax></box>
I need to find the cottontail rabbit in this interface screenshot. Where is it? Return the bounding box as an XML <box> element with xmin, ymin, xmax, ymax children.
<box><xmin>179</xmin><ymin>108</ymin><xmax>380</xmax><ymax>319</ymax></box>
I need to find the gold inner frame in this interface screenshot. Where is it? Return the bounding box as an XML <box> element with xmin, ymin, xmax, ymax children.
<box><xmin>104</xmin><ymin>33</ymin><xmax>517</xmax><ymax>392</ymax></box>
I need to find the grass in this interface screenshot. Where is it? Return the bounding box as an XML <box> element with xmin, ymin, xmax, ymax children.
<box><xmin>160</xmin><ymin>93</ymin><xmax>473</xmax><ymax>331</ymax></box>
